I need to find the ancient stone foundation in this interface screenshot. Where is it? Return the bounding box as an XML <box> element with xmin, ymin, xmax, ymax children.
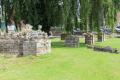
<box><xmin>0</xmin><ymin>30</ymin><xmax>51</xmax><ymax>57</ymax></box>
<box><xmin>65</xmin><ymin>35</ymin><xmax>79</xmax><ymax>48</ymax></box>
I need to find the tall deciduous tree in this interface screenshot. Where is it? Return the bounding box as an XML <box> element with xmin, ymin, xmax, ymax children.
<box><xmin>1</xmin><ymin>0</ymin><xmax>120</xmax><ymax>34</ymax></box>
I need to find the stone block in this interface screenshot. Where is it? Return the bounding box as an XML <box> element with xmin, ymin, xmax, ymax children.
<box><xmin>0</xmin><ymin>30</ymin><xmax>51</xmax><ymax>57</ymax></box>
<box><xmin>65</xmin><ymin>35</ymin><xmax>79</xmax><ymax>48</ymax></box>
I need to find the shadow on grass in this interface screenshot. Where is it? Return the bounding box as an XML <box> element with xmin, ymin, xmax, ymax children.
<box><xmin>79</xmin><ymin>43</ymin><xmax>86</xmax><ymax>48</ymax></box>
<box><xmin>52</xmin><ymin>41</ymin><xmax>86</xmax><ymax>48</ymax></box>
<box><xmin>52</xmin><ymin>42</ymin><xmax>65</xmax><ymax>48</ymax></box>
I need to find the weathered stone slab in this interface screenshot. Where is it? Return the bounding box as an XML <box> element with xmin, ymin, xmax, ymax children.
<box><xmin>93</xmin><ymin>45</ymin><xmax>119</xmax><ymax>54</ymax></box>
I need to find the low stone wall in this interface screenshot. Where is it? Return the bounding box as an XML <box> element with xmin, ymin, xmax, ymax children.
<box><xmin>23</xmin><ymin>40</ymin><xmax>51</xmax><ymax>55</ymax></box>
<box><xmin>65</xmin><ymin>35</ymin><xmax>79</xmax><ymax>48</ymax></box>
<box><xmin>0</xmin><ymin>40</ymin><xmax>20</xmax><ymax>55</ymax></box>
<box><xmin>0</xmin><ymin>30</ymin><xmax>51</xmax><ymax>57</ymax></box>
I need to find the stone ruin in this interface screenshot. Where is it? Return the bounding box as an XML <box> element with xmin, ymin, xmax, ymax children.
<box><xmin>94</xmin><ymin>46</ymin><xmax>119</xmax><ymax>54</ymax></box>
<box><xmin>85</xmin><ymin>33</ymin><xmax>95</xmax><ymax>45</ymax></box>
<box><xmin>0</xmin><ymin>29</ymin><xmax>51</xmax><ymax>57</ymax></box>
<box><xmin>86</xmin><ymin>45</ymin><xmax>119</xmax><ymax>54</ymax></box>
<box><xmin>65</xmin><ymin>35</ymin><xmax>79</xmax><ymax>48</ymax></box>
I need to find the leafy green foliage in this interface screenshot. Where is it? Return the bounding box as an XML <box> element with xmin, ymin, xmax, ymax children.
<box><xmin>1</xmin><ymin>0</ymin><xmax>120</xmax><ymax>33</ymax></box>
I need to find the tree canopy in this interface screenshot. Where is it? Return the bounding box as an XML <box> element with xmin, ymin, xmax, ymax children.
<box><xmin>1</xmin><ymin>0</ymin><xmax>120</xmax><ymax>33</ymax></box>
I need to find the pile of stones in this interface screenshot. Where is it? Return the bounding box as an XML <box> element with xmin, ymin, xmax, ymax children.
<box><xmin>0</xmin><ymin>30</ymin><xmax>51</xmax><ymax>57</ymax></box>
<box><xmin>65</xmin><ymin>35</ymin><xmax>79</xmax><ymax>48</ymax></box>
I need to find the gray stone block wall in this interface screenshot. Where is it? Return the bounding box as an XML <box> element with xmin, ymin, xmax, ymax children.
<box><xmin>0</xmin><ymin>31</ymin><xmax>51</xmax><ymax>57</ymax></box>
<box><xmin>23</xmin><ymin>40</ymin><xmax>51</xmax><ymax>55</ymax></box>
<box><xmin>65</xmin><ymin>35</ymin><xmax>79</xmax><ymax>48</ymax></box>
<box><xmin>22</xmin><ymin>41</ymin><xmax>36</xmax><ymax>55</ymax></box>
<box><xmin>0</xmin><ymin>40</ymin><xmax>20</xmax><ymax>55</ymax></box>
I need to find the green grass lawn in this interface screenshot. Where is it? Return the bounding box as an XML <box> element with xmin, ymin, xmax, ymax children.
<box><xmin>96</xmin><ymin>38</ymin><xmax>120</xmax><ymax>49</ymax></box>
<box><xmin>0</xmin><ymin>38</ymin><xmax>120</xmax><ymax>80</ymax></box>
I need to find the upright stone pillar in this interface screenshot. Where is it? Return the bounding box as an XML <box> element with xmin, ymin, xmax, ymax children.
<box><xmin>85</xmin><ymin>33</ymin><xmax>95</xmax><ymax>45</ymax></box>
